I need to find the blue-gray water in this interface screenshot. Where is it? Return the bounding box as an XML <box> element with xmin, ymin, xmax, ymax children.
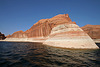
<box><xmin>0</xmin><ymin>42</ymin><xmax>100</xmax><ymax>67</ymax></box>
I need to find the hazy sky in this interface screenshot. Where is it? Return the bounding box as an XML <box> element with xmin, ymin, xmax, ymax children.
<box><xmin>0</xmin><ymin>0</ymin><xmax>100</xmax><ymax>35</ymax></box>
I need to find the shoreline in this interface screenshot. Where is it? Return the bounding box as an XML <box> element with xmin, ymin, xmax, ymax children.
<box><xmin>0</xmin><ymin>38</ymin><xmax>46</xmax><ymax>43</ymax></box>
<box><xmin>93</xmin><ymin>39</ymin><xmax>100</xmax><ymax>43</ymax></box>
<box><xmin>0</xmin><ymin>38</ymin><xmax>100</xmax><ymax>49</ymax></box>
<box><xmin>1</xmin><ymin>38</ymin><xmax>100</xmax><ymax>43</ymax></box>
<box><xmin>0</xmin><ymin>40</ymin><xmax>99</xmax><ymax>50</ymax></box>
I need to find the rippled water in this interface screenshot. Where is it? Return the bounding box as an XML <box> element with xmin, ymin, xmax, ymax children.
<box><xmin>0</xmin><ymin>42</ymin><xmax>100</xmax><ymax>67</ymax></box>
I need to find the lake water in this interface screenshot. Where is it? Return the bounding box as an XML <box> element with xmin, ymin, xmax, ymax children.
<box><xmin>0</xmin><ymin>42</ymin><xmax>100</xmax><ymax>67</ymax></box>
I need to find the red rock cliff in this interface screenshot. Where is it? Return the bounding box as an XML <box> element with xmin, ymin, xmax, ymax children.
<box><xmin>7</xmin><ymin>14</ymin><xmax>74</xmax><ymax>38</ymax></box>
<box><xmin>81</xmin><ymin>25</ymin><xmax>100</xmax><ymax>39</ymax></box>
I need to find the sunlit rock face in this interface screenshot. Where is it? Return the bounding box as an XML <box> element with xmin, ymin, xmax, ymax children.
<box><xmin>43</xmin><ymin>23</ymin><xmax>99</xmax><ymax>49</ymax></box>
<box><xmin>6</xmin><ymin>14</ymin><xmax>99</xmax><ymax>49</ymax></box>
<box><xmin>6</xmin><ymin>30</ymin><xmax>28</xmax><ymax>38</ymax></box>
<box><xmin>81</xmin><ymin>25</ymin><xmax>100</xmax><ymax>39</ymax></box>
<box><xmin>7</xmin><ymin>14</ymin><xmax>72</xmax><ymax>38</ymax></box>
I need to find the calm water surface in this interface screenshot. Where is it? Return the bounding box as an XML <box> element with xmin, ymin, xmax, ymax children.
<box><xmin>0</xmin><ymin>42</ymin><xmax>100</xmax><ymax>67</ymax></box>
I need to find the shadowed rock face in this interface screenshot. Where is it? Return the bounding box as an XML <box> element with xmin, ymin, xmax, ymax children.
<box><xmin>81</xmin><ymin>25</ymin><xmax>100</xmax><ymax>39</ymax></box>
<box><xmin>7</xmin><ymin>14</ymin><xmax>73</xmax><ymax>38</ymax></box>
<box><xmin>0</xmin><ymin>32</ymin><xmax>6</xmax><ymax>40</ymax></box>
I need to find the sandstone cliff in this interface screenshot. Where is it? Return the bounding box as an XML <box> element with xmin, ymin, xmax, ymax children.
<box><xmin>5</xmin><ymin>14</ymin><xmax>99</xmax><ymax>49</ymax></box>
<box><xmin>81</xmin><ymin>25</ymin><xmax>100</xmax><ymax>39</ymax></box>
<box><xmin>7</xmin><ymin>14</ymin><xmax>73</xmax><ymax>38</ymax></box>
<box><xmin>44</xmin><ymin>23</ymin><xmax>99</xmax><ymax>49</ymax></box>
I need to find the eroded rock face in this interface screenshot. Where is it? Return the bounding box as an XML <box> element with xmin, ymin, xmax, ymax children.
<box><xmin>0</xmin><ymin>32</ymin><xmax>6</xmax><ymax>40</ymax></box>
<box><xmin>6</xmin><ymin>30</ymin><xmax>28</xmax><ymax>38</ymax></box>
<box><xmin>6</xmin><ymin>14</ymin><xmax>99</xmax><ymax>49</ymax></box>
<box><xmin>43</xmin><ymin>23</ymin><xmax>99</xmax><ymax>49</ymax></box>
<box><xmin>7</xmin><ymin>14</ymin><xmax>73</xmax><ymax>38</ymax></box>
<box><xmin>81</xmin><ymin>25</ymin><xmax>100</xmax><ymax>39</ymax></box>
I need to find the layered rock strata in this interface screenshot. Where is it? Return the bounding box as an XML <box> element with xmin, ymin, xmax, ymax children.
<box><xmin>5</xmin><ymin>14</ymin><xmax>99</xmax><ymax>49</ymax></box>
<box><xmin>7</xmin><ymin>14</ymin><xmax>72</xmax><ymax>38</ymax></box>
<box><xmin>43</xmin><ymin>23</ymin><xmax>99</xmax><ymax>49</ymax></box>
<box><xmin>81</xmin><ymin>25</ymin><xmax>100</xmax><ymax>39</ymax></box>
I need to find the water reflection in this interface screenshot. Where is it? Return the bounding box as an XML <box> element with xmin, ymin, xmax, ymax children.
<box><xmin>0</xmin><ymin>42</ymin><xmax>100</xmax><ymax>67</ymax></box>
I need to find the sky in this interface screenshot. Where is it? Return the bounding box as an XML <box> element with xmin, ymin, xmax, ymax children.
<box><xmin>0</xmin><ymin>0</ymin><xmax>100</xmax><ymax>36</ymax></box>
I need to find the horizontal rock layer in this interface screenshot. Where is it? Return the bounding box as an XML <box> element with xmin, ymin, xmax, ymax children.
<box><xmin>6</xmin><ymin>14</ymin><xmax>99</xmax><ymax>49</ymax></box>
<box><xmin>81</xmin><ymin>25</ymin><xmax>100</xmax><ymax>39</ymax></box>
<box><xmin>7</xmin><ymin>14</ymin><xmax>72</xmax><ymax>38</ymax></box>
<box><xmin>43</xmin><ymin>23</ymin><xmax>99</xmax><ymax>49</ymax></box>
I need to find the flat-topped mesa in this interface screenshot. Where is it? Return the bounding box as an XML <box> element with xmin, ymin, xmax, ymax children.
<box><xmin>43</xmin><ymin>23</ymin><xmax>99</xmax><ymax>49</ymax></box>
<box><xmin>7</xmin><ymin>14</ymin><xmax>73</xmax><ymax>38</ymax></box>
<box><xmin>81</xmin><ymin>24</ymin><xmax>100</xmax><ymax>39</ymax></box>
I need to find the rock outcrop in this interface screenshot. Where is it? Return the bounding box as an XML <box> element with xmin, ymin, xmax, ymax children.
<box><xmin>81</xmin><ymin>25</ymin><xmax>100</xmax><ymax>39</ymax></box>
<box><xmin>6</xmin><ymin>30</ymin><xmax>27</xmax><ymax>38</ymax></box>
<box><xmin>6</xmin><ymin>14</ymin><xmax>99</xmax><ymax>49</ymax></box>
<box><xmin>0</xmin><ymin>32</ymin><xmax>6</xmax><ymax>40</ymax></box>
<box><xmin>7</xmin><ymin>14</ymin><xmax>72</xmax><ymax>38</ymax></box>
<box><xmin>43</xmin><ymin>23</ymin><xmax>99</xmax><ymax>49</ymax></box>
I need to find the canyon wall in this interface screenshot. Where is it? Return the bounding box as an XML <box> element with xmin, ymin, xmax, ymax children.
<box><xmin>44</xmin><ymin>23</ymin><xmax>99</xmax><ymax>49</ymax></box>
<box><xmin>5</xmin><ymin>14</ymin><xmax>99</xmax><ymax>49</ymax></box>
<box><xmin>7</xmin><ymin>14</ymin><xmax>73</xmax><ymax>38</ymax></box>
<box><xmin>81</xmin><ymin>25</ymin><xmax>100</xmax><ymax>39</ymax></box>
<box><xmin>7</xmin><ymin>14</ymin><xmax>100</xmax><ymax>39</ymax></box>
